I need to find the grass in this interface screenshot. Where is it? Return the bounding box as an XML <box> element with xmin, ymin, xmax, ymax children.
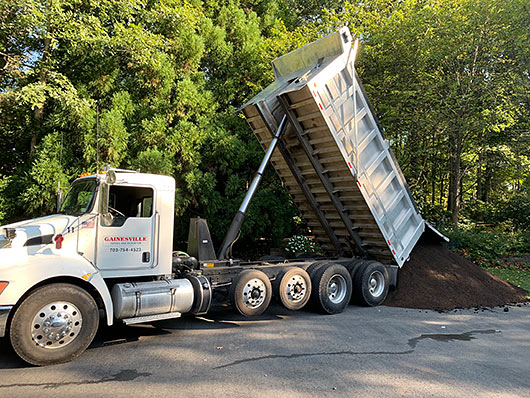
<box><xmin>444</xmin><ymin>228</ymin><xmax>530</xmax><ymax>298</ymax></box>
<box><xmin>484</xmin><ymin>265</ymin><xmax>530</xmax><ymax>297</ymax></box>
<box><xmin>456</xmin><ymin>250</ymin><xmax>530</xmax><ymax>298</ymax></box>
<box><xmin>484</xmin><ymin>265</ymin><xmax>530</xmax><ymax>295</ymax></box>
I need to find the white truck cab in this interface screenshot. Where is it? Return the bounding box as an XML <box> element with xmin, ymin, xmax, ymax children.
<box><xmin>0</xmin><ymin>169</ymin><xmax>202</xmax><ymax>365</ymax></box>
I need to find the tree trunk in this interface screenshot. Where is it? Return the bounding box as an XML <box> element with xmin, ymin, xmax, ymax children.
<box><xmin>448</xmin><ymin>130</ymin><xmax>463</xmax><ymax>226</ymax></box>
<box><xmin>476</xmin><ymin>151</ymin><xmax>483</xmax><ymax>201</ymax></box>
<box><xmin>431</xmin><ymin>132</ymin><xmax>437</xmax><ymax>205</ymax></box>
<box><xmin>30</xmin><ymin>32</ymin><xmax>52</xmax><ymax>156</ymax></box>
<box><xmin>483</xmin><ymin>159</ymin><xmax>492</xmax><ymax>203</ymax></box>
<box><xmin>439</xmin><ymin>176</ymin><xmax>444</xmax><ymax>206</ymax></box>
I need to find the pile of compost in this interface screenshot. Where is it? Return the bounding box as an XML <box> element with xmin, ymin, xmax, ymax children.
<box><xmin>385</xmin><ymin>241</ymin><xmax>529</xmax><ymax>311</ymax></box>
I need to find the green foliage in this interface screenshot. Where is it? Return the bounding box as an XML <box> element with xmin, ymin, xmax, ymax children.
<box><xmin>0</xmin><ymin>176</ymin><xmax>12</xmax><ymax>224</ymax></box>
<box><xmin>447</xmin><ymin>227</ymin><xmax>530</xmax><ymax>294</ymax></box>
<box><xmin>505</xmin><ymin>192</ymin><xmax>530</xmax><ymax>231</ymax></box>
<box><xmin>316</xmin><ymin>0</ymin><xmax>530</xmax><ymax>225</ymax></box>
<box><xmin>21</xmin><ymin>132</ymin><xmax>70</xmax><ymax>216</ymax></box>
<box><xmin>129</xmin><ymin>147</ymin><xmax>174</xmax><ymax>175</ymax></box>
<box><xmin>0</xmin><ymin>0</ymin><xmax>302</xmax><ymax>244</ymax></box>
<box><xmin>418</xmin><ymin>203</ymin><xmax>452</xmax><ymax>229</ymax></box>
<box><xmin>447</xmin><ymin>228</ymin><xmax>530</xmax><ymax>258</ymax></box>
<box><xmin>0</xmin><ymin>0</ymin><xmax>529</xmax><ymax>250</ymax></box>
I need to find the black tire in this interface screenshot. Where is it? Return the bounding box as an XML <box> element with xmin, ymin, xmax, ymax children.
<box><xmin>353</xmin><ymin>261</ymin><xmax>389</xmax><ymax>306</ymax></box>
<box><xmin>10</xmin><ymin>283</ymin><xmax>99</xmax><ymax>366</ymax></box>
<box><xmin>337</xmin><ymin>259</ymin><xmax>364</xmax><ymax>277</ymax></box>
<box><xmin>306</xmin><ymin>261</ymin><xmax>330</xmax><ymax>277</ymax></box>
<box><xmin>310</xmin><ymin>264</ymin><xmax>352</xmax><ymax>314</ymax></box>
<box><xmin>229</xmin><ymin>270</ymin><xmax>272</xmax><ymax>317</ymax></box>
<box><xmin>274</xmin><ymin>267</ymin><xmax>312</xmax><ymax>311</ymax></box>
<box><xmin>346</xmin><ymin>259</ymin><xmax>369</xmax><ymax>302</ymax></box>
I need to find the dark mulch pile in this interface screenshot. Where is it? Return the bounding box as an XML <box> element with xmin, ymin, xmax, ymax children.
<box><xmin>385</xmin><ymin>242</ymin><xmax>529</xmax><ymax>311</ymax></box>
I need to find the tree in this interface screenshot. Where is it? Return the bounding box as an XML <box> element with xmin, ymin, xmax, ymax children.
<box><xmin>1</xmin><ymin>0</ymin><xmax>529</xmax><ymax>244</ymax></box>
<box><xmin>305</xmin><ymin>0</ymin><xmax>530</xmax><ymax>226</ymax></box>
<box><xmin>0</xmin><ymin>0</ymin><xmax>301</xmax><ymax>245</ymax></box>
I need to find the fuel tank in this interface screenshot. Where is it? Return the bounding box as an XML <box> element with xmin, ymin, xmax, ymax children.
<box><xmin>111</xmin><ymin>278</ymin><xmax>195</xmax><ymax>319</ymax></box>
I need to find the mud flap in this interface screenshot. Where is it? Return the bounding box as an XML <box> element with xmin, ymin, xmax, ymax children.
<box><xmin>386</xmin><ymin>265</ymin><xmax>399</xmax><ymax>291</ymax></box>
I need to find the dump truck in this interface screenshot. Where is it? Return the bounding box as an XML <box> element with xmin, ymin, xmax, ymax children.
<box><xmin>0</xmin><ymin>27</ymin><xmax>445</xmax><ymax>366</ymax></box>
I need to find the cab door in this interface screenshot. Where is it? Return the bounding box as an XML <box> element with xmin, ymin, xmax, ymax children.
<box><xmin>96</xmin><ymin>184</ymin><xmax>157</xmax><ymax>274</ymax></box>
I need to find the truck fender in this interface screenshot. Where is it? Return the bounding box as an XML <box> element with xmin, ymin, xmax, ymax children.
<box><xmin>0</xmin><ymin>253</ymin><xmax>114</xmax><ymax>326</ymax></box>
<box><xmin>82</xmin><ymin>271</ymin><xmax>114</xmax><ymax>326</ymax></box>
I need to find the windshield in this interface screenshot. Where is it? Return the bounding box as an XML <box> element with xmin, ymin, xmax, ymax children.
<box><xmin>59</xmin><ymin>179</ymin><xmax>98</xmax><ymax>215</ymax></box>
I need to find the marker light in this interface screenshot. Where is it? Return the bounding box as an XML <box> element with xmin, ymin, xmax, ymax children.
<box><xmin>54</xmin><ymin>234</ymin><xmax>64</xmax><ymax>249</ymax></box>
<box><xmin>0</xmin><ymin>282</ymin><xmax>8</xmax><ymax>295</ymax></box>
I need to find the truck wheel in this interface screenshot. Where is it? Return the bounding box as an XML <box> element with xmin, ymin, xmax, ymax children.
<box><xmin>274</xmin><ymin>267</ymin><xmax>311</xmax><ymax>311</ymax></box>
<box><xmin>346</xmin><ymin>259</ymin><xmax>369</xmax><ymax>302</ymax></box>
<box><xmin>230</xmin><ymin>270</ymin><xmax>272</xmax><ymax>317</ymax></box>
<box><xmin>310</xmin><ymin>264</ymin><xmax>352</xmax><ymax>314</ymax></box>
<box><xmin>338</xmin><ymin>259</ymin><xmax>365</xmax><ymax>277</ymax></box>
<box><xmin>306</xmin><ymin>261</ymin><xmax>329</xmax><ymax>277</ymax></box>
<box><xmin>353</xmin><ymin>261</ymin><xmax>389</xmax><ymax>306</ymax></box>
<box><xmin>9</xmin><ymin>283</ymin><xmax>99</xmax><ymax>366</ymax></box>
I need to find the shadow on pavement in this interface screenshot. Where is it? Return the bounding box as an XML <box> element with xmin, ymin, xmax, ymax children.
<box><xmin>0</xmin><ymin>303</ymin><xmax>311</xmax><ymax>369</ymax></box>
<box><xmin>0</xmin><ymin>338</ymin><xmax>28</xmax><ymax>369</ymax></box>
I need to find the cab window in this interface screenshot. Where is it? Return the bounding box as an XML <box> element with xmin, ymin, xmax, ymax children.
<box><xmin>105</xmin><ymin>186</ymin><xmax>154</xmax><ymax>227</ymax></box>
<box><xmin>60</xmin><ymin>179</ymin><xmax>97</xmax><ymax>215</ymax></box>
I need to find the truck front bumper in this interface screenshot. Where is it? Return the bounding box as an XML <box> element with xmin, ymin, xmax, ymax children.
<box><xmin>0</xmin><ymin>306</ymin><xmax>13</xmax><ymax>338</ymax></box>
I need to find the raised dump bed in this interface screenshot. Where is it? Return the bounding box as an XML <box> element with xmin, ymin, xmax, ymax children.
<box><xmin>242</xmin><ymin>27</ymin><xmax>441</xmax><ymax>267</ymax></box>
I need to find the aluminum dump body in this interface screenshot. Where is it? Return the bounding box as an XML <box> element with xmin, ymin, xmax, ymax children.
<box><xmin>242</xmin><ymin>27</ymin><xmax>435</xmax><ymax>267</ymax></box>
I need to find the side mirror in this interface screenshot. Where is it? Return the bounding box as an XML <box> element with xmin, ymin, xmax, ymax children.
<box><xmin>100</xmin><ymin>212</ymin><xmax>114</xmax><ymax>227</ymax></box>
<box><xmin>99</xmin><ymin>181</ymin><xmax>110</xmax><ymax>226</ymax></box>
<box><xmin>106</xmin><ymin>170</ymin><xmax>116</xmax><ymax>184</ymax></box>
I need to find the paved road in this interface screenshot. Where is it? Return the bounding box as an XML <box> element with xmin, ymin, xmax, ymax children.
<box><xmin>0</xmin><ymin>303</ymin><xmax>529</xmax><ymax>398</ymax></box>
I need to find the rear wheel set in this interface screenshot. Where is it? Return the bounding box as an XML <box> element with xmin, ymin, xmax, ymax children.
<box><xmin>307</xmin><ymin>259</ymin><xmax>389</xmax><ymax>311</ymax></box>
<box><xmin>308</xmin><ymin>263</ymin><xmax>352</xmax><ymax>314</ymax></box>
<box><xmin>230</xmin><ymin>267</ymin><xmax>313</xmax><ymax>316</ymax></box>
<box><xmin>352</xmin><ymin>260</ymin><xmax>390</xmax><ymax>306</ymax></box>
<box><xmin>229</xmin><ymin>260</ymin><xmax>389</xmax><ymax>317</ymax></box>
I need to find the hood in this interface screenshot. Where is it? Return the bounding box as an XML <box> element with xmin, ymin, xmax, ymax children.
<box><xmin>1</xmin><ymin>214</ymin><xmax>78</xmax><ymax>247</ymax></box>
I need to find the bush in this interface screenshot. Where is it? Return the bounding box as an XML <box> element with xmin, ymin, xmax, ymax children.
<box><xmin>505</xmin><ymin>192</ymin><xmax>530</xmax><ymax>231</ymax></box>
<box><xmin>446</xmin><ymin>228</ymin><xmax>530</xmax><ymax>261</ymax></box>
<box><xmin>460</xmin><ymin>199</ymin><xmax>505</xmax><ymax>227</ymax></box>
<box><xmin>0</xmin><ymin>176</ymin><xmax>12</xmax><ymax>224</ymax></box>
<box><xmin>285</xmin><ymin>235</ymin><xmax>321</xmax><ymax>255</ymax></box>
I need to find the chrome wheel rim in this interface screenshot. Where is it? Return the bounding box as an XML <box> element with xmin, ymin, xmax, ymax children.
<box><xmin>284</xmin><ymin>274</ymin><xmax>308</xmax><ymax>303</ymax></box>
<box><xmin>368</xmin><ymin>271</ymin><xmax>385</xmax><ymax>297</ymax></box>
<box><xmin>31</xmin><ymin>301</ymin><xmax>83</xmax><ymax>349</ymax></box>
<box><xmin>243</xmin><ymin>278</ymin><xmax>267</xmax><ymax>308</ymax></box>
<box><xmin>328</xmin><ymin>274</ymin><xmax>347</xmax><ymax>304</ymax></box>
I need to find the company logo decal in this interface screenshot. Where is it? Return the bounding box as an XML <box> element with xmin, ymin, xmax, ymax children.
<box><xmin>104</xmin><ymin>236</ymin><xmax>147</xmax><ymax>242</ymax></box>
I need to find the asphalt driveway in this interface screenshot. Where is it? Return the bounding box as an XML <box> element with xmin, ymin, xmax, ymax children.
<box><xmin>0</xmin><ymin>303</ymin><xmax>529</xmax><ymax>397</ymax></box>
